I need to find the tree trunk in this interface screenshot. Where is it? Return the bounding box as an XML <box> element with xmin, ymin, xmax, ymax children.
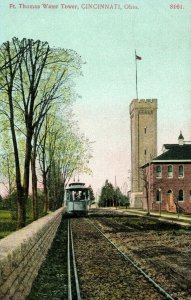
<box><xmin>16</xmin><ymin>187</ymin><xmax>26</xmax><ymax>229</ymax></box>
<box><xmin>31</xmin><ymin>153</ymin><xmax>38</xmax><ymax>220</ymax></box>
<box><xmin>146</xmin><ymin>188</ymin><xmax>150</xmax><ymax>215</ymax></box>
<box><xmin>23</xmin><ymin>129</ymin><xmax>33</xmax><ymax>200</ymax></box>
<box><xmin>43</xmin><ymin>171</ymin><xmax>48</xmax><ymax>214</ymax></box>
<box><xmin>21</xmin><ymin>130</ymin><xmax>33</xmax><ymax>225</ymax></box>
<box><xmin>8</xmin><ymin>90</ymin><xmax>26</xmax><ymax>228</ymax></box>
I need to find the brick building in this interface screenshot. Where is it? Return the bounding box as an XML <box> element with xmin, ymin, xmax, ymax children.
<box><xmin>142</xmin><ymin>133</ymin><xmax>191</xmax><ymax>214</ymax></box>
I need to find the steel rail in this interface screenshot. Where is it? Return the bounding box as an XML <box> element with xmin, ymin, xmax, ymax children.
<box><xmin>67</xmin><ymin>218</ymin><xmax>81</xmax><ymax>300</ymax></box>
<box><xmin>70</xmin><ymin>219</ymin><xmax>82</xmax><ymax>300</ymax></box>
<box><xmin>67</xmin><ymin>219</ymin><xmax>72</xmax><ymax>300</ymax></box>
<box><xmin>86</xmin><ymin>218</ymin><xmax>175</xmax><ymax>300</ymax></box>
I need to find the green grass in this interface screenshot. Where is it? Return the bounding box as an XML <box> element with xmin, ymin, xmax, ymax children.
<box><xmin>0</xmin><ymin>210</ymin><xmax>17</xmax><ymax>239</ymax></box>
<box><xmin>0</xmin><ymin>191</ymin><xmax>46</xmax><ymax>240</ymax></box>
<box><xmin>0</xmin><ymin>209</ymin><xmax>49</xmax><ymax>240</ymax></box>
<box><xmin>0</xmin><ymin>210</ymin><xmax>12</xmax><ymax>219</ymax></box>
<box><xmin>122</xmin><ymin>207</ymin><xmax>191</xmax><ymax>219</ymax></box>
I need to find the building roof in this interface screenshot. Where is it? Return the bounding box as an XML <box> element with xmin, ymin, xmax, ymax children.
<box><xmin>163</xmin><ymin>144</ymin><xmax>180</xmax><ymax>149</ymax></box>
<box><xmin>141</xmin><ymin>133</ymin><xmax>191</xmax><ymax>168</ymax></box>
<box><xmin>153</xmin><ymin>144</ymin><xmax>191</xmax><ymax>162</ymax></box>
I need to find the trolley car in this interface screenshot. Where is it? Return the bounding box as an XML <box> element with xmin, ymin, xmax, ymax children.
<box><xmin>64</xmin><ymin>182</ymin><xmax>90</xmax><ymax>216</ymax></box>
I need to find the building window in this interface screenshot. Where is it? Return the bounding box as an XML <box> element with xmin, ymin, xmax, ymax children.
<box><xmin>178</xmin><ymin>165</ymin><xmax>184</xmax><ymax>177</ymax></box>
<box><xmin>178</xmin><ymin>189</ymin><xmax>184</xmax><ymax>201</ymax></box>
<box><xmin>156</xmin><ymin>165</ymin><xmax>162</xmax><ymax>178</ymax></box>
<box><xmin>144</xmin><ymin>149</ymin><xmax>146</xmax><ymax>155</ymax></box>
<box><xmin>190</xmin><ymin>191</ymin><xmax>191</xmax><ymax>201</ymax></box>
<box><xmin>168</xmin><ymin>165</ymin><xmax>173</xmax><ymax>178</ymax></box>
<box><xmin>144</xmin><ymin>127</ymin><xmax>147</xmax><ymax>134</ymax></box>
<box><xmin>156</xmin><ymin>189</ymin><xmax>162</xmax><ymax>202</ymax></box>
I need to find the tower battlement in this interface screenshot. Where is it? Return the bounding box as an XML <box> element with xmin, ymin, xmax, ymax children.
<box><xmin>130</xmin><ymin>99</ymin><xmax>157</xmax><ymax>114</ymax></box>
<box><xmin>137</xmin><ymin>98</ymin><xmax>157</xmax><ymax>102</ymax></box>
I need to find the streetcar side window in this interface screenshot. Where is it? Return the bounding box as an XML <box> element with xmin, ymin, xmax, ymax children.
<box><xmin>66</xmin><ymin>191</ymin><xmax>72</xmax><ymax>201</ymax></box>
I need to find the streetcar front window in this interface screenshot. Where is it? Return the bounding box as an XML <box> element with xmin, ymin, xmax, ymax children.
<box><xmin>66</xmin><ymin>189</ymin><xmax>89</xmax><ymax>201</ymax></box>
<box><xmin>73</xmin><ymin>189</ymin><xmax>88</xmax><ymax>201</ymax></box>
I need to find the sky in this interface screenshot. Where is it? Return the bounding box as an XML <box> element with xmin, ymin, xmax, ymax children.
<box><xmin>0</xmin><ymin>0</ymin><xmax>191</xmax><ymax>196</ymax></box>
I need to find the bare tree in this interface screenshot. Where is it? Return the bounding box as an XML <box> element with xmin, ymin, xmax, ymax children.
<box><xmin>0</xmin><ymin>37</ymin><xmax>82</xmax><ymax>228</ymax></box>
<box><xmin>140</xmin><ymin>166</ymin><xmax>151</xmax><ymax>215</ymax></box>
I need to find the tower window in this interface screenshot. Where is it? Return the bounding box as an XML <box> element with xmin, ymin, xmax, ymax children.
<box><xmin>144</xmin><ymin>127</ymin><xmax>147</xmax><ymax>134</ymax></box>
<box><xmin>144</xmin><ymin>149</ymin><xmax>146</xmax><ymax>155</ymax></box>
<box><xmin>178</xmin><ymin>165</ymin><xmax>184</xmax><ymax>177</ymax></box>
<box><xmin>168</xmin><ymin>165</ymin><xmax>173</xmax><ymax>178</ymax></box>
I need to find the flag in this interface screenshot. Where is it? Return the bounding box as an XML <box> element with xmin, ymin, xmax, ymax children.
<box><xmin>136</xmin><ymin>54</ymin><xmax>142</xmax><ymax>60</ymax></box>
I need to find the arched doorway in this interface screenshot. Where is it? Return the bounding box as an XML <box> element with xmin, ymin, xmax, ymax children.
<box><xmin>166</xmin><ymin>190</ymin><xmax>173</xmax><ymax>211</ymax></box>
<box><xmin>167</xmin><ymin>190</ymin><xmax>176</xmax><ymax>212</ymax></box>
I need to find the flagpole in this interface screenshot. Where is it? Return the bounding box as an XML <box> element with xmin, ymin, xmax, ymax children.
<box><xmin>135</xmin><ymin>49</ymin><xmax>138</xmax><ymax>100</ymax></box>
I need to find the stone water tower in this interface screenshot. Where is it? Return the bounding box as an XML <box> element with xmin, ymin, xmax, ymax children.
<box><xmin>129</xmin><ymin>99</ymin><xmax>158</xmax><ymax>208</ymax></box>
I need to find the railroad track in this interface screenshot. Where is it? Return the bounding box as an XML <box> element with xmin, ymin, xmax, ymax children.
<box><xmin>28</xmin><ymin>212</ymin><xmax>190</xmax><ymax>299</ymax></box>
<box><xmin>67</xmin><ymin>218</ymin><xmax>81</xmax><ymax>300</ymax></box>
<box><xmin>71</xmin><ymin>217</ymin><xmax>174</xmax><ymax>300</ymax></box>
<box><xmin>86</xmin><ymin>218</ymin><xmax>175</xmax><ymax>300</ymax></box>
<box><xmin>28</xmin><ymin>217</ymin><xmax>82</xmax><ymax>299</ymax></box>
<box><xmin>88</xmin><ymin>213</ymin><xmax>191</xmax><ymax>299</ymax></box>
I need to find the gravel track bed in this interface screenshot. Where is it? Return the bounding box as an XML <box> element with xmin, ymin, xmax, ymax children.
<box><xmin>72</xmin><ymin>218</ymin><xmax>165</xmax><ymax>300</ymax></box>
<box><xmin>90</xmin><ymin>213</ymin><xmax>191</xmax><ymax>300</ymax></box>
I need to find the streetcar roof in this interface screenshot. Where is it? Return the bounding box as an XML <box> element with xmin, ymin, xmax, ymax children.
<box><xmin>69</xmin><ymin>182</ymin><xmax>85</xmax><ymax>187</ymax></box>
<box><xmin>66</xmin><ymin>182</ymin><xmax>89</xmax><ymax>190</ymax></box>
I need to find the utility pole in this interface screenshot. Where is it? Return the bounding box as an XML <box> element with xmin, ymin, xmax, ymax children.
<box><xmin>135</xmin><ymin>50</ymin><xmax>142</xmax><ymax>100</ymax></box>
<box><xmin>115</xmin><ymin>175</ymin><xmax>117</xmax><ymax>209</ymax></box>
<box><xmin>148</xmin><ymin>154</ymin><xmax>152</xmax><ymax>215</ymax></box>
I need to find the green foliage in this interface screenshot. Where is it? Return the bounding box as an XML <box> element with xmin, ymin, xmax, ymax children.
<box><xmin>0</xmin><ymin>210</ymin><xmax>17</xmax><ymax>239</ymax></box>
<box><xmin>0</xmin><ymin>191</ymin><xmax>46</xmax><ymax>238</ymax></box>
<box><xmin>99</xmin><ymin>180</ymin><xmax>129</xmax><ymax>207</ymax></box>
<box><xmin>115</xmin><ymin>187</ymin><xmax>129</xmax><ymax>207</ymax></box>
<box><xmin>26</xmin><ymin>191</ymin><xmax>45</xmax><ymax>222</ymax></box>
<box><xmin>99</xmin><ymin>180</ymin><xmax>115</xmax><ymax>207</ymax></box>
<box><xmin>39</xmin><ymin>111</ymin><xmax>92</xmax><ymax>212</ymax></box>
<box><xmin>1</xmin><ymin>191</ymin><xmax>45</xmax><ymax>222</ymax></box>
<box><xmin>88</xmin><ymin>185</ymin><xmax>95</xmax><ymax>204</ymax></box>
<box><xmin>0</xmin><ymin>132</ymin><xmax>16</xmax><ymax>194</ymax></box>
<box><xmin>2</xmin><ymin>192</ymin><xmax>17</xmax><ymax>210</ymax></box>
<box><xmin>0</xmin><ymin>37</ymin><xmax>92</xmax><ymax>227</ymax></box>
